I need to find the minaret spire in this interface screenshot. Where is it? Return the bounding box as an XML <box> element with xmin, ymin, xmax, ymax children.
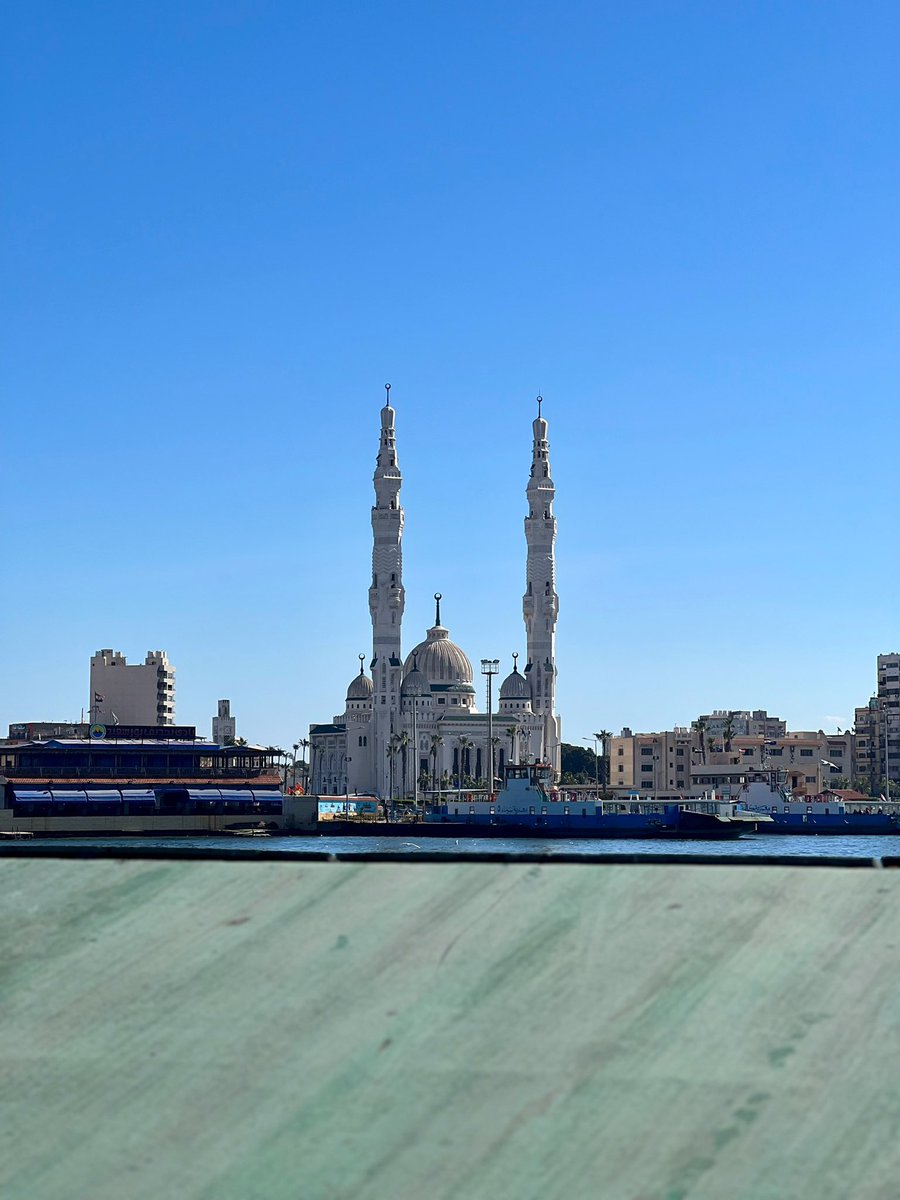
<box><xmin>523</xmin><ymin>394</ymin><xmax>560</xmax><ymax>772</ymax></box>
<box><xmin>368</xmin><ymin>384</ymin><xmax>405</xmax><ymax>797</ymax></box>
<box><xmin>434</xmin><ymin>592</ymin><xmax>442</xmax><ymax>626</ymax></box>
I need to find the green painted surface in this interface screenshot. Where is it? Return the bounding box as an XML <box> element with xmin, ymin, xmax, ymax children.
<box><xmin>2</xmin><ymin>859</ymin><xmax>900</xmax><ymax>1199</ymax></box>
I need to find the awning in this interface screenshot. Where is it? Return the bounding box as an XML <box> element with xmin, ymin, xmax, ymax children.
<box><xmin>186</xmin><ymin>789</ymin><xmax>221</xmax><ymax>805</ymax></box>
<box><xmin>49</xmin><ymin>789</ymin><xmax>87</xmax><ymax>804</ymax></box>
<box><xmin>11</xmin><ymin>788</ymin><xmax>53</xmax><ymax>803</ymax></box>
<box><xmin>120</xmin><ymin>789</ymin><xmax>156</xmax><ymax>804</ymax></box>
<box><xmin>83</xmin><ymin>789</ymin><xmax>123</xmax><ymax>804</ymax></box>
<box><xmin>251</xmin><ymin>789</ymin><xmax>282</xmax><ymax>804</ymax></box>
<box><xmin>217</xmin><ymin>789</ymin><xmax>255</xmax><ymax>805</ymax></box>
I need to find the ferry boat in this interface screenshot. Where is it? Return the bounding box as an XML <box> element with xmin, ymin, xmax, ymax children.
<box><xmin>325</xmin><ymin>762</ymin><xmax>749</xmax><ymax>839</ymax></box>
<box><xmin>736</xmin><ymin>769</ymin><xmax>900</xmax><ymax>835</ymax></box>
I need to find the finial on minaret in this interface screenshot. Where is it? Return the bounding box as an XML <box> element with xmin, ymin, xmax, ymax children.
<box><xmin>512</xmin><ymin>651</ymin><xmax>519</xmax><ymax>673</ymax></box>
<box><xmin>434</xmin><ymin>592</ymin><xmax>442</xmax><ymax>626</ymax></box>
<box><xmin>358</xmin><ymin>653</ymin><xmax>365</xmax><ymax>676</ymax></box>
<box><xmin>536</xmin><ymin>394</ymin><xmax>543</xmax><ymax>418</ymax></box>
<box><xmin>385</xmin><ymin>383</ymin><xmax>391</xmax><ymax>404</ymax></box>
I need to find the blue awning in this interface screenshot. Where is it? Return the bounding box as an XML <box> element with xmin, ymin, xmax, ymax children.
<box><xmin>83</xmin><ymin>789</ymin><xmax>123</xmax><ymax>804</ymax></box>
<box><xmin>218</xmin><ymin>789</ymin><xmax>255</xmax><ymax>805</ymax></box>
<box><xmin>49</xmin><ymin>789</ymin><xmax>87</xmax><ymax>803</ymax></box>
<box><xmin>12</xmin><ymin>788</ymin><xmax>53</xmax><ymax>803</ymax></box>
<box><xmin>251</xmin><ymin>789</ymin><xmax>282</xmax><ymax>804</ymax></box>
<box><xmin>186</xmin><ymin>789</ymin><xmax>221</xmax><ymax>804</ymax></box>
<box><xmin>120</xmin><ymin>789</ymin><xmax>156</xmax><ymax>803</ymax></box>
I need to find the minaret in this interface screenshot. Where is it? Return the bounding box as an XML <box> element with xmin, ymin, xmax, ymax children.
<box><xmin>369</xmin><ymin>384</ymin><xmax>405</xmax><ymax>797</ymax></box>
<box><xmin>523</xmin><ymin>395</ymin><xmax>561</xmax><ymax>773</ymax></box>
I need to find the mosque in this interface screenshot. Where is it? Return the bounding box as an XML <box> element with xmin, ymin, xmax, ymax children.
<box><xmin>308</xmin><ymin>388</ymin><xmax>561</xmax><ymax>799</ymax></box>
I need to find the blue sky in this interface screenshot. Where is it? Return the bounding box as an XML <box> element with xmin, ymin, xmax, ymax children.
<box><xmin>2</xmin><ymin>1</ymin><xmax>897</xmax><ymax>747</ymax></box>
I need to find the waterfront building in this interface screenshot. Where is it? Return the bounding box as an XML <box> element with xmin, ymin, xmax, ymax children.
<box><xmin>212</xmin><ymin>700</ymin><xmax>237</xmax><ymax>745</ymax></box>
<box><xmin>0</xmin><ymin>725</ymin><xmax>314</xmax><ymax>834</ymax></box>
<box><xmin>309</xmin><ymin>390</ymin><xmax>561</xmax><ymax>798</ymax></box>
<box><xmin>692</xmin><ymin>710</ymin><xmax>786</xmax><ymax>741</ymax></box>
<box><xmin>853</xmin><ymin>653</ymin><xmax>900</xmax><ymax>794</ymax></box>
<box><xmin>608</xmin><ymin>724</ymin><xmax>854</xmax><ymax>801</ymax></box>
<box><xmin>89</xmin><ymin>649</ymin><xmax>176</xmax><ymax>726</ymax></box>
<box><xmin>5</xmin><ymin>721</ymin><xmax>88</xmax><ymax>744</ymax></box>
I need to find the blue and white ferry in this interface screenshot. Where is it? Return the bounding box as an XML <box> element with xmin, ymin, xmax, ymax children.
<box><xmin>415</xmin><ymin>761</ymin><xmax>746</xmax><ymax>840</ymax></box>
<box><xmin>736</xmin><ymin>769</ymin><xmax>900</xmax><ymax>835</ymax></box>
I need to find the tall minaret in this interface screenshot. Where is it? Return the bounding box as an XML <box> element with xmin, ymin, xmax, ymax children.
<box><xmin>369</xmin><ymin>384</ymin><xmax>405</xmax><ymax>796</ymax></box>
<box><xmin>523</xmin><ymin>395</ymin><xmax>561</xmax><ymax>773</ymax></box>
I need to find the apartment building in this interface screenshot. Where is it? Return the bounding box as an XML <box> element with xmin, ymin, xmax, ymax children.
<box><xmin>89</xmin><ymin>649</ymin><xmax>176</xmax><ymax>727</ymax></box>
<box><xmin>853</xmin><ymin>653</ymin><xmax>900</xmax><ymax>794</ymax></box>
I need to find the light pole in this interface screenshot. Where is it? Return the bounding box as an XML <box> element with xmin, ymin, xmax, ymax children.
<box><xmin>343</xmin><ymin>755</ymin><xmax>352</xmax><ymax>815</ymax></box>
<box><xmin>582</xmin><ymin>735</ymin><xmax>600</xmax><ymax>796</ymax></box>
<box><xmin>412</xmin><ymin>692</ymin><xmax>419</xmax><ymax>820</ymax></box>
<box><xmin>481</xmin><ymin>658</ymin><xmax>500</xmax><ymax>794</ymax></box>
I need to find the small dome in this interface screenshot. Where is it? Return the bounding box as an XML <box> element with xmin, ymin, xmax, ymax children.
<box><xmin>346</xmin><ymin>660</ymin><xmax>373</xmax><ymax>701</ymax></box>
<box><xmin>499</xmin><ymin>655</ymin><xmax>531</xmax><ymax>701</ymax></box>
<box><xmin>401</xmin><ymin>654</ymin><xmax>429</xmax><ymax>697</ymax></box>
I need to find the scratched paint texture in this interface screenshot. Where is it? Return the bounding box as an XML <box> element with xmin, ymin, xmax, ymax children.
<box><xmin>2</xmin><ymin>860</ymin><xmax>900</xmax><ymax>1199</ymax></box>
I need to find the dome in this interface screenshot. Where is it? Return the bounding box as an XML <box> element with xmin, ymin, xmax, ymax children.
<box><xmin>499</xmin><ymin>658</ymin><xmax>531</xmax><ymax>701</ymax></box>
<box><xmin>346</xmin><ymin>659</ymin><xmax>373</xmax><ymax>701</ymax></box>
<box><xmin>401</xmin><ymin>654</ymin><xmax>429</xmax><ymax>697</ymax></box>
<box><xmin>403</xmin><ymin>593</ymin><xmax>474</xmax><ymax>691</ymax></box>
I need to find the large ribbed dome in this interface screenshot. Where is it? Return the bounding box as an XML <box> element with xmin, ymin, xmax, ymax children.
<box><xmin>403</xmin><ymin>593</ymin><xmax>473</xmax><ymax>689</ymax></box>
<box><xmin>404</xmin><ymin>625</ymin><xmax>473</xmax><ymax>686</ymax></box>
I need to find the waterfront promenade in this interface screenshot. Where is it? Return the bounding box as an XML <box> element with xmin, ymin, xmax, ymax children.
<box><xmin>3</xmin><ymin>853</ymin><xmax>900</xmax><ymax>1198</ymax></box>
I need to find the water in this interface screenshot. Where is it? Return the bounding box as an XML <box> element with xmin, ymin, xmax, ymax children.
<box><xmin>9</xmin><ymin>832</ymin><xmax>900</xmax><ymax>861</ymax></box>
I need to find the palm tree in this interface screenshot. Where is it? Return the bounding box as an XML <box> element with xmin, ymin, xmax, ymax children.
<box><xmin>505</xmin><ymin>724</ymin><xmax>520</xmax><ymax>766</ymax></box>
<box><xmin>723</xmin><ymin>714</ymin><xmax>736</xmax><ymax>753</ymax></box>
<box><xmin>456</xmin><ymin>736</ymin><xmax>473</xmax><ymax>787</ymax></box>
<box><xmin>387</xmin><ymin>735</ymin><xmax>402</xmax><ymax>815</ymax></box>
<box><xmin>429</xmin><ymin>734</ymin><xmax>444</xmax><ymax>791</ymax></box>
<box><xmin>395</xmin><ymin>730</ymin><xmax>410</xmax><ymax>798</ymax></box>
<box><xmin>696</xmin><ymin>719</ymin><xmax>707</xmax><ymax>765</ymax></box>
<box><xmin>597</xmin><ymin>729</ymin><xmax>612</xmax><ymax>789</ymax></box>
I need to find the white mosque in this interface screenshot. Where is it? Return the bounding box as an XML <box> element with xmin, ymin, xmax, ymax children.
<box><xmin>309</xmin><ymin>388</ymin><xmax>561</xmax><ymax>798</ymax></box>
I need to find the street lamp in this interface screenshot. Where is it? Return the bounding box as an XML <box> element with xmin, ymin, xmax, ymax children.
<box><xmin>344</xmin><ymin>755</ymin><xmax>352</xmax><ymax>815</ymax></box>
<box><xmin>582</xmin><ymin>735</ymin><xmax>600</xmax><ymax>796</ymax></box>
<box><xmin>481</xmin><ymin>658</ymin><xmax>500</xmax><ymax>795</ymax></box>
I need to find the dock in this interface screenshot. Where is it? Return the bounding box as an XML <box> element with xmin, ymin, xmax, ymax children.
<box><xmin>3</xmin><ymin>853</ymin><xmax>900</xmax><ymax>1198</ymax></box>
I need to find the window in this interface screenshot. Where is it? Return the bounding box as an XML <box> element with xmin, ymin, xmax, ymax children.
<box><xmin>617</xmin><ymin>748</ymin><xmax>624</xmax><ymax>756</ymax></box>
<box><xmin>676</xmin><ymin>749</ymin><xmax>684</xmax><ymax>757</ymax></box>
<box><xmin>640</xmin><ymin>747</ymin><xmax>653</xmax><ymax>756</ymax></box>
<box><xmin>800</xmin><ymin>749</ymin><xmax>813</xmax><ymax>757</ymax></box>
<box><xmin>641</xmin><ymin>764</ymin><xmax>653</xmax><ymax>773</ymax></box>
<box><xmin>805</xmin><ymin>775</ymin><xmax>816</xmax><ymax>783</ymax></box>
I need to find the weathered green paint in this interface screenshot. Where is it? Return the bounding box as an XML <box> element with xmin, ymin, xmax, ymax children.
<box><xmin>2</xmin><ymin>859</ymin><xmax>900</xmax><ymax>1199</ymax></box>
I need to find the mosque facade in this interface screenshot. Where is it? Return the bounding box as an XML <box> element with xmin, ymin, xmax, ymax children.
<box><xmin>309</xmin><ymin>390</ymin><xmax>561</xmax><ymax>798</ymax></box>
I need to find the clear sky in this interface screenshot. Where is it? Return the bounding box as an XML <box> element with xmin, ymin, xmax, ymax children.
<box><xmin>2</xmin><ymin>1</ymin><xmax>898</xmax><ymax>748</ymax></box>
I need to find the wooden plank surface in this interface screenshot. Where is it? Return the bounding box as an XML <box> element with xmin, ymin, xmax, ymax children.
<box><xmin>2</xmin><ymin>858</ymin><xmax>899</xmax><ymax>1199</ymax></box>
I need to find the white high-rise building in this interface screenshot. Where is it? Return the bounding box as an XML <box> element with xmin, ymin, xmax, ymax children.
<box><xmin>89</xmin><ymin>649</ymin><xmax>176</xmax><ymax>727</ymax></box>
<box><xmin>212</xmin><ymin>700</ymin><xmax>236</xmax><ymax>745</ymax></box>
<box><xmin>309</xmin><ymin>390</ymin><xmax>562</xmax><ymax>796</ymax></box>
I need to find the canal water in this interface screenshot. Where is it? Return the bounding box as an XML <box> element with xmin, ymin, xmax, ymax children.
<box><xmin>9</xmin><ymin>832</ymin><xmax>900</xmax><ymax>861</ymax></box>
